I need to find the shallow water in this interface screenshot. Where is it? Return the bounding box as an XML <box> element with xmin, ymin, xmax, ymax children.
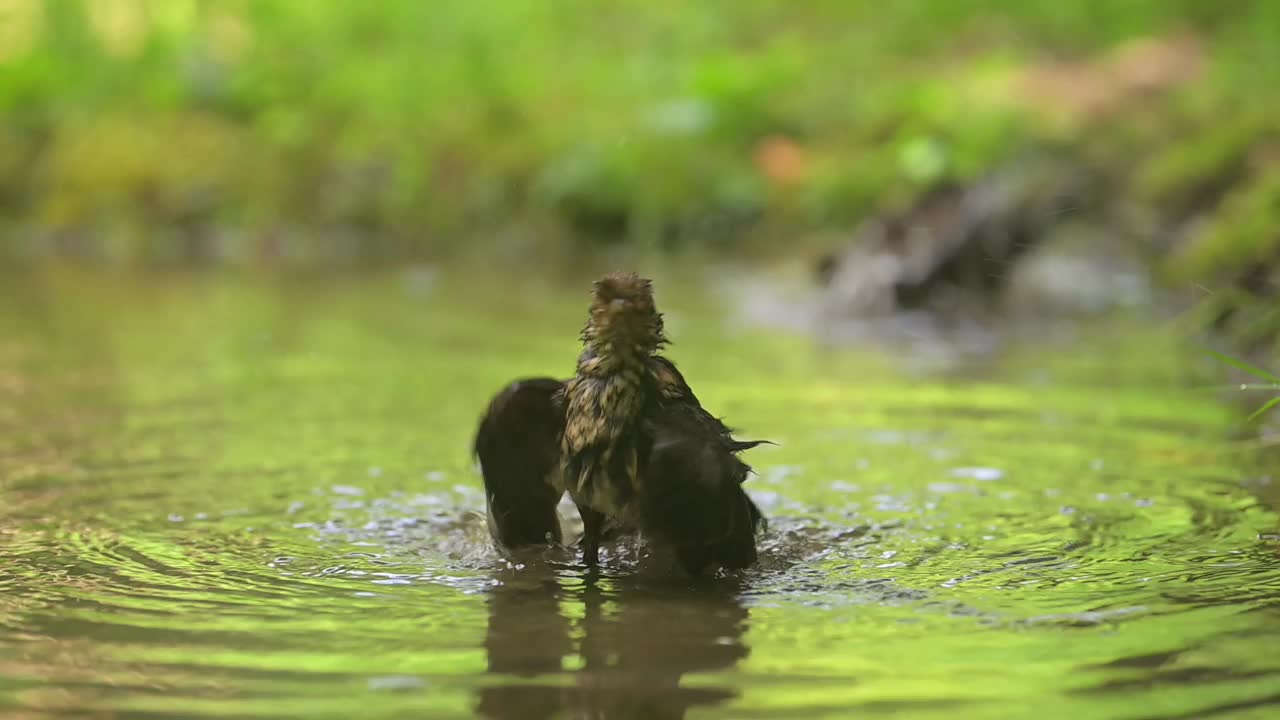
<box><xmin>1</xmin><ymin>267</ymin><xmax>1277</xmax><ymax>719</ymax></box>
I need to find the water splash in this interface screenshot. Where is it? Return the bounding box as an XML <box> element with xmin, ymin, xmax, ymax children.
<box><xmin>1</xmin><ymin>270</ymin><xmax>1277</xmax><ymax>719</ymax></box>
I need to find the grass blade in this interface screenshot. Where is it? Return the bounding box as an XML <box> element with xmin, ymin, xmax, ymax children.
<box><xmin>1206</xmin><ymin>349</ymin><xmax>1280</xmax><ymax>384</ymax></box>
<box><xmin>1193</xmin><ymin>383</ymin><xmax>1280</xmax><ymax>393</ymax></box>
<box><xmin>1247</xmin><ymin>396</ymin><xmax>1280</xmax><ymax>422</ymax></box>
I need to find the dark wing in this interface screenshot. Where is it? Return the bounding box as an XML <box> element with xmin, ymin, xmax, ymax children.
<box><xmin>650</xmin><ymin>355</ymin><xmax>772</xmax><ymax>472</ymax></box>
<box><xmin>473</xmin><ymin>378</ymin><xmax>567</xmax><ymax>549</ymax></box>
<box><xmin>640</xmin><ymin>407</ymin><xmax>766</xmax><ymax>575</ymax></box>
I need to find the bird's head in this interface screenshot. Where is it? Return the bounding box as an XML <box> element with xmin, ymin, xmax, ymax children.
<box><xmin>582</xmin><ymin>272</ymin><xmax>667</xmax><ymax>359</ymax></box>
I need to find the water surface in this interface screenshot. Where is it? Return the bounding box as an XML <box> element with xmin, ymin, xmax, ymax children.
<box><xmin>1</xmin><ymin>267</ymin><xmax>1277</xmax><ymax>719</ymax></box>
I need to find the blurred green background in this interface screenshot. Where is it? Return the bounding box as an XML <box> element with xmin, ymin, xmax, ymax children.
<box><xmin>0</xmin><ymin>0</ymin><xmax>1276</xmax><ymax>288</ymax></box>
<box><xmin>2</xmin><ymin>8</ymin><xmax>1279</xmax><ymax>716</ymax></box>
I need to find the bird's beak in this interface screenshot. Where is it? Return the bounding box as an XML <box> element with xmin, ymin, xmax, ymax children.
<box><xmin>610</xmin><ymin>298</ymin><xmax>630</xmax><ymax>312</ymax></box>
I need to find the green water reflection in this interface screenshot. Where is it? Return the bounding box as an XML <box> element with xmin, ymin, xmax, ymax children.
<box><xmin>0</xmin><ymin>267</ymin><xmax>1277</xmax><ymax>719</ymax></box>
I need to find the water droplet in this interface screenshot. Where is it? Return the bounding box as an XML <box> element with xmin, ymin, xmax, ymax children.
<box><xmin>368</xmin><ymin>675</ymin><xmax>426</xmax><ymax>691</ymax></box>
<box><xmin>950</xmin><ymin>467</ymin><xmax>1003</xmax><ymax>481</ymax></box>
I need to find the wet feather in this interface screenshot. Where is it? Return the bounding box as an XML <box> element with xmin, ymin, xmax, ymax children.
<box><xmin>473</xmin><ymin>272</ymin><xmax>769</xmax><ymax>574</ymax></box>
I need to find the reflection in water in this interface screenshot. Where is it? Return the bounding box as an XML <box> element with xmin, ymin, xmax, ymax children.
<box><xmin>477</xmin><ymin>564</ymin><xmax>749</xmax><ymax>720</ymax></box>
<box><xmin>3</xmin><ymin>272</ymin><xmax>1280</xmax><ymax>718</ymax></box>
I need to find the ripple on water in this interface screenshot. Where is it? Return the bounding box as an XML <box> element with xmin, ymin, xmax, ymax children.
<box><xmin>3</xmin><ymin>273</ymin><xmax>1280</xmax><ymax>719</ymax></box>
<box><xmin>2</xmin><ymin>470</ymin><xmax>1278</xmax><ymax>720</ymax></box>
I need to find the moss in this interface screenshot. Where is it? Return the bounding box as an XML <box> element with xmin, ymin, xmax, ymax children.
<box><xmin>1165</xmin><ymin>169</ymin><xmax>1280</xmax><ymax>280</ymax></box>
<box><xmin>1134</xmin><ymin>114</ymin><xmax>1275</xmax><ymax>212</ymax></box>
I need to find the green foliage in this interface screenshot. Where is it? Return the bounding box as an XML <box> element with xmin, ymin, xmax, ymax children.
<box><xmin>1134</xmin><ymin>114</ymin><xmax>1272</xmax><ymax>210</ymax></box>
<box><xmin>0</xmin><ymin>0</ymin><xmax>1278</xmax><ymax>263</ymax></box>
<box><xmin>1169</xmin><ymin>170</ymin><xmax>1280</xmax><ymax>278</ymax></box>
<box><xmin>1207</xmin><ymin>349</ymin><xmax>1280</xmax><ymax>422</ymax></box>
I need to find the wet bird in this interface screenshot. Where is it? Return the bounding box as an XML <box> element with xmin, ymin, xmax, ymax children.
<box><xmin>473</xmin><ymin>272</ymin><xmax>768</xmax><ymax>575</ymax></box>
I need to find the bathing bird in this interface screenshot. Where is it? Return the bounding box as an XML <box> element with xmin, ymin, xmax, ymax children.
<box><xmin>473</xmin><ymin>272</ymin><xmax>768</xmax><ymax>575</ymax></box>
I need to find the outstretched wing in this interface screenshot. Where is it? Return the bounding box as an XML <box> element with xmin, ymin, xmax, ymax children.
<box><xmin>474</xmin><ymin>378</ymin><xmax>567</xmax><ymax>549</ymax></box>
<box><xmin>641</xmin><ymin>409</ymin><xmax>766</xmax><ymax>574</ymax></box>
<box><xmin>650</xmin><ymin>356</ymin><xmax>772</xmax><ymax>465</ymax></box>
<box><xmin>641</xmin><ymin>356</ymin><xmax>770</xmax><ymax>574</ymax></box>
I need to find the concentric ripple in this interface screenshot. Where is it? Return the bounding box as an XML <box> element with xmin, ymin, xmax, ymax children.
<box><xmin>1</xmin><ymin>270</ymin><xmax>1278</xmax><ymax>719</ymax></box>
